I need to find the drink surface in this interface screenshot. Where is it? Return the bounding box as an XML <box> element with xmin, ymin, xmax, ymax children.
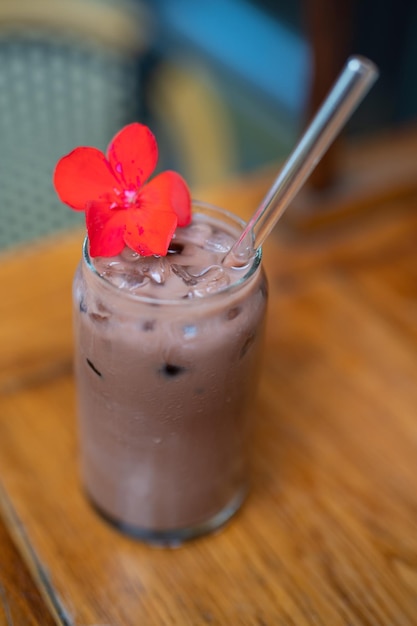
<box><xmin>91</xmin><ymin>214</ymin><xmax>251</xmax><ymax>300</ymax></box>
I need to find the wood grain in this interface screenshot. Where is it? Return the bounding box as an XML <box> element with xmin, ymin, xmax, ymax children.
<box><xmin>1</xmin><ymin>127</ymin><xmax>417</xmax><ymax>624</ymax></box>
<box><xmin>0</xmin><ymin>512</ymin><xmax>56</xmax><ymax>626</ymax></box>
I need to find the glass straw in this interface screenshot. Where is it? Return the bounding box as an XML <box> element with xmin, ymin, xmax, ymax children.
<box><xmin>226</xmin><ymin>55</ymin><xmax>379</xmax><ymax>263</ymax></box>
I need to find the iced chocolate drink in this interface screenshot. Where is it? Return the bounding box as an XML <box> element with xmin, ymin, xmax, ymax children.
<box><xmin>72</xmin><ymin>202</ymin><xmax>267</xmax><ymax>545</ymax></box>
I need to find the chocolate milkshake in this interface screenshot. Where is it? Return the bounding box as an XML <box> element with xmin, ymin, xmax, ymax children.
<box><xmin>72</xmin><ymin>202</ymin><xmax>267</xmax><ymax>544</ymax></box>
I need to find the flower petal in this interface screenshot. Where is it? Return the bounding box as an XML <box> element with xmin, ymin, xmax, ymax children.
<box><xmin>53</xmin><ymin>147</ymin><xmax>120</xmax><ymax>211</ymax></box>
<box><xmin>86</xmin><ymin>202</ymin><xmax>126</xmax><ymax>257</ymax></box>
<box><xmin>107</xmin><ymin>123</ymin><xmax>158</xmax><ymax>189</ymax></box>
<box><xmin>139</xmin><ymin>171</ymin><xmax>191</xmax><ymax>226</ymax></box>
<box><xmin>124</xmin><ymin>208</ymin><xmax>178</xmax><ymax>256</ymax></box>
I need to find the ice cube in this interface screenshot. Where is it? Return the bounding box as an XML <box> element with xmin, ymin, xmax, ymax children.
<box><xmin>189</xmin><ymin>265</ymin><xmax>230</xmax><ymax>297</ymax></box>
<box><xmin>89</xmin><ymin>299</ymin><xmax>111</xmax><ymax>323</ymax></box>
<box><xmin>95</xmin><ymin>254</ymin><xmax>170</xmax><ymax>292</ymax></box>
<box><xmin>94</xmin><ymin>257</ymin><xmax>126</xmax><ymax>275</ymax></box>
<box><xmin>120</xmin><ymin>247</ymin><xmax>140</xmax><ymax>262</ymax></box>
<box><xmin>171</xmin><ymin>264</ymin><xmax>198</xmax><ymax>286</ymax></box>
<box><xmin>142</xmin><ymin>257</ymin><xmax>170</xmax><ymax>285</ymax></box>
<box><xmin>116</xmin><ymin>273</ymin><xmax>146</xmax><ymax>291</ymax></box>
<box><xmin>204</xmin><ymin>230</ymin><xmax>235</xmax><ymax>254</ymax></box>
<box><xmin>176</xmin><ymin>222</ymin><xmax>212</xmax><ymax>247</ymax></box>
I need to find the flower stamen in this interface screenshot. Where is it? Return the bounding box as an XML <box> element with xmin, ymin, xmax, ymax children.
<box><xmin>123</xmin><ymin>189</ymin><xmax>138</xmax><ymax>205</ymax></box>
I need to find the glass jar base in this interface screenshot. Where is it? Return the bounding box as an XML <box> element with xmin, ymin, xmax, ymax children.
<box><xmin>86</xmin><ymin>486</ymin><xmax>247</xmax><ymax>547</ymax></box>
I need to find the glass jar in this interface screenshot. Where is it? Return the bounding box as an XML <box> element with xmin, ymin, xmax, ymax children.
<box><xmin>72</xmin><ymin>202</ymin><xmax>268</xmax><ymax>545</ymax></box>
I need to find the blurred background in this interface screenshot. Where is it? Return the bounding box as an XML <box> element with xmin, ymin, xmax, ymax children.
<box><xmin>0</xmin><ymin>0</ymin><xmax>416</xmax><ymax>249</ymax></box>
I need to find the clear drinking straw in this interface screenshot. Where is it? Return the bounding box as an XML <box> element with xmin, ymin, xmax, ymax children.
<box><xmin>226</xmin><ymin>55</ymin><xmax>379</xmax><ymax>264</ymax></box>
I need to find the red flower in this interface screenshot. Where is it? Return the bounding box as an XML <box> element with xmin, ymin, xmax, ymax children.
<box><xmin>53</xmin><ymin>123</ymin><xmax>191</xmax><ymax>257</ymax></box>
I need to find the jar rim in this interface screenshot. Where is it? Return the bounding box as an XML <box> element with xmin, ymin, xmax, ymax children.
<box><xmin>82</xmin><ymin>200</ymin><xmax>262</xmax><ymax>307</ymax></box>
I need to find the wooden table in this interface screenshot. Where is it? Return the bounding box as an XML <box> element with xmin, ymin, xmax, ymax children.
<box><xmin>2</xmin><ymin>126</ymin><xmax>417</xmax><ymax>625</ymax></box>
